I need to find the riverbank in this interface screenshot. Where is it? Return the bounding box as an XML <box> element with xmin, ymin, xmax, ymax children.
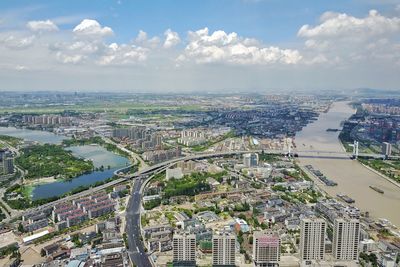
<box><xmin>295</xmin><ymin>101</ymin><xmax>400</xmax><ymax>226</ymax></box>
<box><xmin>23</xmin><ymin>176</ymin><xmax>58</xmax><ymax>186</ymax></box>
<box><xmin>360</xmin><ymin>162</ymin><xmax>400</xmax><ymax>189</ymax></box>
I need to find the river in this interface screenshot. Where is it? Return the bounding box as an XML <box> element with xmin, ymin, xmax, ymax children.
<box><xmin>295</xmin><ymin>101</ymin><xmax>400</xmax><ymax>226</ymax></box>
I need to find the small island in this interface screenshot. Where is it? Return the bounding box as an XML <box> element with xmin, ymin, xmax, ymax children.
<box><xmin>16</xmin><ymin>144</ymin><xmax>94</xmax><ymax>180</ymax></box>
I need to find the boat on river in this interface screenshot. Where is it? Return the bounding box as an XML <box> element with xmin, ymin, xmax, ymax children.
<box><xmin>337</xmin><ymin>194</ymin><xmax>355</xmax><ymax>204</ymax></box>
<box><xmin>369</xmin><ymin>186</ymin><xmax>384</xmax><ymax>194</ymax></box>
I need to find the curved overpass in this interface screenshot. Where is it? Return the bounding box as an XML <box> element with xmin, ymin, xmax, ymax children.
<box><xmin>2</xmin><ymin>147</ymin><xmax>389</xmax><ymax>224</ymax></box>
<box><xmin>1</xmin><ymin>150</ymin><xmax>265</xmax><ymax>224</ymax></box>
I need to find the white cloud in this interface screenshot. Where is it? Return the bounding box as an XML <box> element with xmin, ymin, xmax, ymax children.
<box><xmin>136</xmin><ymin>30</ymin><xmax>148</xmax><ymax>43</ymax></box>
<box><xmin>298</xmin><ymin>10</ymin><xmax>400</xmax><ymax>39</ymax></box>
<box><xmin>67</xmin><ymin>41</ymin><xmax>99</xmax><ymax>53</ymax></box>
<box><xmin>56</xmin><ymin>52</ymin><xmax>86</xmax><ymax>64</ymax></box>
<box><xmin>97</xmin><ymin>43</ymin><xmax>148</xmax><ymax>66</ymax></box>
<box><xmin>0</xmin><ymin>12</ymin><xmax>399</xmax><ymax>91</ymax></box>
<box><xmin>179</xmin><ymin>27</ymin><xmax>301</xmax><ymax>65</ymax></box>
<box><xmin>135</xmin><ymin>30</ymin><xmax>160</xmax><ymax>48</ymax></box>
<box><xmin>298</xmin><ymin>10</ymin><xmax>400</xmax><ymax>66</ymax></box>
<box><xmin>1</xmin><ymin>34</ymin><xmax>35</xmax><ymax>49</ymax></box>
<box><xmin>49</xmin><ymin>39</ymin><xmax>101</xmax><ymax>65</ymax></box>
<box><xmin>27</xmin><ymin>20</ymin><xmax>58</xmax><ymax>32</ymax></box>
<box><xmin>50</xmin><ymin>28</ymin><xmax>149</xmax><ymax>66</ymax></box>
<box><xmin>163</xmin><ymin>29</ymin><xmax>180</xmax><ymax>48</ymax></box>
<box><xmin>73</xmin><ymin>19</ymin><xmax>113</xmax><ymax>38</ymax></box>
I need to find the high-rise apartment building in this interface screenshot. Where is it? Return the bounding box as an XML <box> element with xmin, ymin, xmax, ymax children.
<box><xmin>253</xmin><ymin>231</ymin><xmax>281</xmax><ymax>267</ymax></box>
<box><xmin>382</xmin><ymin>142</ymin><xmax>392</xmax><ymax>157</ymax></box>
<box><xmin>0</xmin><ymin>149</ymin><xmax>14</xmax><ymax>175</ymax></box>
<box><xmin>212</xmin><ymin>232</ymin><xmax>236</xmax><ymax>267</ymax></box>
<box><xmin>333</xmin><ymin>218</ymin><xmax>360</xmax><ymax>261</ymax></box>
<box><xmin>173</xmin><ymin>233</ymin><xmax>196</xmax><ymax>267</ymax></box>
<box><xmin>243</xmin><ymin>153</ymin><xmax>259</xmax><ymax>168</ymax></box>
<box><xmin>300</xmin><ymin>218</ymin><xmax>326</xmax><ymax>261</ymax></box>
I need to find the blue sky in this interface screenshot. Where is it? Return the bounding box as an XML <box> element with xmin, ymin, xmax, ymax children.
<box><xmin>2</xmin><ymin>0</ymin><xmax>395</xmax><ymax>43</ymax></box>
<box><xmin>0</xmin><ymin>0</ymin><xmax>399</xmax><ymax>91</ymax></box>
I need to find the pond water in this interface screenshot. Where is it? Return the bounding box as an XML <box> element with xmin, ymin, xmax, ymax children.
<box><xmin>31</xmin><ymin>145</ymin><xmax>130</xmax><ymax>200</ymax></box>
<box><xmin>0</xmin><ymin>126</ymin><xmax>67</xmax><ymax>144</ymax></box>
<box><xmin>68</xmin><ymin>145</ymin><xmax>129</xmax><ymax>168</ymax></box>
<box><xmin>0</xmin><ymin>126</ymin><xmax>130</xmax><ymax>200</ymax></box>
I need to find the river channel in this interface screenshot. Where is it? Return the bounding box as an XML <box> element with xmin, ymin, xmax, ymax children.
<box><xmin>295</xmin><ymin>101</ymin><xmax>400</xmax><ymax>226</ymax></box>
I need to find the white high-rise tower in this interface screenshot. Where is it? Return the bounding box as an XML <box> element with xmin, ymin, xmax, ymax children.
<box><xmin>212</xmin><ymin>232</ymin><xmax>236</xmax><ymax>266</ymax></box>
<box><xmin>300</xmin><ymin>218</ymin><xmax>326</xmax><ymax>261</ymax></box>
<box><xmin>173</xmin><ymin>233</ymin><xmax>196</xmax><ymax>266</ymax></box>
<box><xmin>333</xmin><ymin>218</ymin><xmax>360</xmax><ymax>261</ymax></box>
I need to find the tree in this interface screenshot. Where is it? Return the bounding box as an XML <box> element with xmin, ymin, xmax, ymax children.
<box><xmin>238</xmin><ymin>213</ymin><xmax>247</xmax><ymax>221</ymax></box>
<box><xmin>248</xmin><ymin>235</ymin><xmax>253</xmax><ymax>244</ymax></box>
<box><xmin>18</xmin><ymin>223</ymin><xmax>24</xmax><ymax>233</ymax></box>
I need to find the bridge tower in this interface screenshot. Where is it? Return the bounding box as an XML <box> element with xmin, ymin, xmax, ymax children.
<box><xmin>352</xmin><ymin>140</ymin><xmax>359</xmax><ymax>159</ymax></box>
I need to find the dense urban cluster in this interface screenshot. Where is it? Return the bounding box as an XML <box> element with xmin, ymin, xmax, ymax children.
<box><xmin>0</xmin><ymin>92</ymin><xmax>399</xmax><ymax>267</ymax></box>
<box><xmin>138</xmin><ymin>153</ymin><xmax>399</xmax><ymax>267</ymax></box>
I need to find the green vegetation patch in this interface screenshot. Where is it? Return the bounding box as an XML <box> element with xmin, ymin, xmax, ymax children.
<box><xmin>360</xmin><ymin>158</ymin><xmax>400</xmax><ymax>183</ymax></box>
<box><xmin>162</xmin><ymin>172</ymin><xmax>212</xmax><ymax>198</ymax></box>
<box><xmin>143</xmin><ymin>198</ymin><xmax>161</xmax><ymax>210</ymax></box>
<box><xmin>0</xmin><ymin>134</ymin><xmax>23</xmax><ymax>147</ymax></box>
<box><xmin>16</xmin><ymin>144</ymin><xmax>94</xmax><ymax>179</ymax></box>
<box><xmin>272</xmin><ymin>186</ymin><xmax>322</xmax><ymax>204</ymax></box>
<box><xmin>0</xmin><ymin>243</ymin><xmax>19</xmax><ymax>259</ymax></box>
<box><xmin>258</xmin><ymin>152</ymin><xmax>280</xmax><ymax>162</ymax></box>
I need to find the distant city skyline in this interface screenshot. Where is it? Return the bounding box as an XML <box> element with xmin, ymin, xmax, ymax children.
<box><xmin>0</xmin><ymin>0</ymin><xmax>399</xmax><ymax>92</ymax></box>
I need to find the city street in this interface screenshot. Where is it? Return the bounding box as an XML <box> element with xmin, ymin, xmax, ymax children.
<box><xmin>126</xmin><ymin>177</ymin><xmax>152</xmax><ymax>267</ymax></box>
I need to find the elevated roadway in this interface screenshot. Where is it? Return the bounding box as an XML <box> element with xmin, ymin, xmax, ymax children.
<box><xmin>2</xmin><ymin>147</ymin><xmax>396</xmax><ymax>225</ymax></box>
<box><xmin>1</xmin><ymin>148</ymin><xmax>394</xmax><ymax>224</ymax></box>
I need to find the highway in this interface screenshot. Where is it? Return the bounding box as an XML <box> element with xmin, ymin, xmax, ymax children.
<box><xmin>126</xmin><ymin>177</ymin><xmax>152</xmax><ymax>267</ymax></box>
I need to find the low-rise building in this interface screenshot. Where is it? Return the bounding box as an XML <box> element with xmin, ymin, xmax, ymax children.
<box><xmin>166</xmin><ymin>167</ymin><xmax>184</xmax><ymax>180</ymax></box>
<box><xmin>23</xmin><ymin>218</ymin><xmax>48</xmax><ymax>232</ymax></box>
<box><xmin>234</xmin><ymin>218</ymin><xmax>250</xmax><ymax>233</ymax></box>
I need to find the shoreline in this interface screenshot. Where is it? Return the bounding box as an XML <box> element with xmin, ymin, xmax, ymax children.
<box><xmin>295</xmin><ymin>100</ymin><xmax>400</xmax><ymax>226</ymax></box>
<box><xmin>359</xmin><ymin>162</ymin><xmax>400</xmax><ymax>190</ymax></box>
<box><xmin>334</xmin><ymin>102</ymin><xmax>400</xmax><ymax>190</ymax></box>
<box><xmin>23</xmin><ymin>176</ymin><xmax>60</xmax><ymax>186</ymax></box>
<box><xmin>334</xmin><ymin>103</ymin><xmax>400</xmax><ymax>190</ymax></box>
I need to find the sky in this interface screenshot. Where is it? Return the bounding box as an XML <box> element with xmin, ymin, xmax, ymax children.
<box><xmin>0</xmin><ymin>0</ymin><xmax>399</xmax><ymax>92</ymax></box>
